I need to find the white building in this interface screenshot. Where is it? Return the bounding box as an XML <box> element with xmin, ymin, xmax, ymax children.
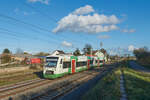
<box><xmin>93</xmin><ymin>50</ymin><xmax>107</xmax><ymax>62</ymax></box>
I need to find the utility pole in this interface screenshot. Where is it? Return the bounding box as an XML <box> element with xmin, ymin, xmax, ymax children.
<box><xmin>90</xmin><ymin>48</ymin><xmax>92</xmax><ymax>56</ymax></box>
<box><xmin>100</xmin><ymin>42</ymin><xmax>103</xmax><ymax>49</ymax></box>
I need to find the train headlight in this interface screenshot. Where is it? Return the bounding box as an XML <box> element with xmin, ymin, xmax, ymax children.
<box><xmin>45</xmin><ymin>70</ymin><xmax>54</xmax><ymax>74</ymax></box>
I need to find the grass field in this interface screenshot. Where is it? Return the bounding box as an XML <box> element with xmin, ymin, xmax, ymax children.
<box><xmin>123</xmin><ymin>66</ymin><xmax>150</xmax><ymax>100</ymax></box>
<box><xmin>0</xmin><ymin>69</ymin><xmax>43</xmax><ymax>86</ymax></box>
<box><xmin>82</xmin><ymin>68</ymin><xmax>121</xmax><ymax>100</ymax></box>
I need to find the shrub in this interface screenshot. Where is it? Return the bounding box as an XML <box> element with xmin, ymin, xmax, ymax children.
<box><xmin>1</xmin><ymin>54</ymin><xmax>11</xmax><ymax>64</ymax></box>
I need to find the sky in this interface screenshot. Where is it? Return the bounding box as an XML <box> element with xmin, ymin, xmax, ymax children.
<box><xmin>0</xmin><ymin>0</ymin><xmax>150</xmax><ymax>55</ymax></box>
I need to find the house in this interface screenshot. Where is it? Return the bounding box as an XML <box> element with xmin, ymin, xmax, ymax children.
<box><xmin>12</xmin><ymin>54</ymin><xmax>34</xmax><ymax>61</ymax></box>
<box><xmin>50</xmin><ymin>50</ymin><xmax>65</xmax><ymax>56</ymax></box>
<box><xmin>92</xmin><ymin>50</ymin><xmax>108</xmax><ymax>62</ymax></box>
<box><xmin>49</xmin><ymin>50</ymin><xmax>73</xmax><ymax>56</ymax></box>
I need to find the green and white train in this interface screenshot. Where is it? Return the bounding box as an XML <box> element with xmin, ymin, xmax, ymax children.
<box><xmin>43</xmin><ymin>54</ymin><xmax>104</xmax><ymax>79</ymax></box>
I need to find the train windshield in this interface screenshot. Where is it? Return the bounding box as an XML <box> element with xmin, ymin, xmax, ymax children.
<box><xmin>46</xmin><ymin>61</ymin><xmax>57</xmax><ymax>67</ymax></box>
<box><xmin>45</xmin><ymin>57</ymin><xmax>58</xmax><ymax>67</ymax></box>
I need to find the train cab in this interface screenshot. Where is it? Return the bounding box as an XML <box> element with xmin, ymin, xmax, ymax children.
<box><xmin>43</xmin><ymin>56</ymin><xmax>61</xmax><ymax>78</ymax></box>
<box><xmin>43</xmin><ymin>55</ymin><xmax>71</xmax><ymax>79</ymax></box>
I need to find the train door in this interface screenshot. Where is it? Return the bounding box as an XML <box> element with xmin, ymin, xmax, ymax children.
<box><xmin>71</xmin><ymin>59</ymin><xmax>76</xmax><ymax>73</ymax></box>
<box><xmin>87</xmin><ymin>59</ymin><xmax>90</xmax><ymax>69</ymax></box>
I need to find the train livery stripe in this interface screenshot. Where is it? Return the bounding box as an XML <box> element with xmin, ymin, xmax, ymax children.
<box><xmin>44</xmin><ymin>72</ymin><xmax>69</xmax><ymax>79</ymax></box>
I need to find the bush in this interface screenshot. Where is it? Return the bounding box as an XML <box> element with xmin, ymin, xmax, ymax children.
<box><xmin>1</xmin><ymin>54</ymin><xmax>11</xmax><ymax>64</ymax></box>
<box><xmin>133</xmin><ymin>47</ymin><xmax>150</xmax><ymax>66</ymax></box>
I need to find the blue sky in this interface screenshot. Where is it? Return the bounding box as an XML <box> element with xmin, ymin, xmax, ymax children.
<box><xmin>0</xmin><ymin>0</ymin><xmax>150</xmax><ymax>55</ymax></box>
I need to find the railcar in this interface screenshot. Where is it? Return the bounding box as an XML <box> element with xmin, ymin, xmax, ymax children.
<box><xmin>43</xmin><ymin>55</ymin><xmax>104</xmax><ymax>79</ymax></box>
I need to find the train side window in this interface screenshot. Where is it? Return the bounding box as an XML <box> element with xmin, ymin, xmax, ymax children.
<box><xmin>76</xmin><ymin>62</ymin><xmax>80</xmax><ymax>67</ymax></box>
<box><xmin>76</xmin><ymin>61</ymin><xmax>86</xmax><ymax>67</ymax></box>
<box><xmin>63</xmin><ymin>62</ymin><xmax>71</xmax><ymax>68</ymax></box>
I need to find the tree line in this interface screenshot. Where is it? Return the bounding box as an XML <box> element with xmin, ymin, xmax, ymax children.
<box><xmin>73</xmin><ymin>44</ymin><xmax>107</xmax><ymax>56</ymax></box>
<box><xmin>0</xmin><ymin>43</ymin><xmax>107</xmax><ymax>64</ymax></box>
<box><xmin>133</xmin><ymin>47</ymin><xmax>150</xmax><ymax>65</ymax></box>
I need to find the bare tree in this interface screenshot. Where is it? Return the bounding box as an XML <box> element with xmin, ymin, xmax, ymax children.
<box><xmin>16</xmin><ymin>48</ymin><xmax>24</xmax><ymax>54</ymax></box>
<box><xmin>73</xmin><ymin>48</ymin><xmax>81</xmax><ymax>56</ymax></box>
<box><xmin>82</xmin><ymin>44</ymin><xmax>92</xmax><ymax>55</ymax></box>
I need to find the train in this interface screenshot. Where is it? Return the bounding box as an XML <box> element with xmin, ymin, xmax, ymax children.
<box><xmin>43</xmin><ymin>54</ymin><xmax>105</xmax><ymax>79</ymax></box>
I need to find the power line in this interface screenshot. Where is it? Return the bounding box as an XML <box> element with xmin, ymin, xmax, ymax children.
<box><xmin>0</xmin><ymin>14</ymin><xmax>51</xmax><ymax>32</ymax></box>
<box><xmin>0</xmin><ymin>28</ymin><xmax>61</xmax><ymax>45</ymax></box>
<box><xmin>0</xmin><ymin>13</ymin><xmax>77</xmax><ymax>43</ymax></box>
<box><xmin>0</xmin><ymin>27</ymin><xmax>36</xmax><ymax>39</ymax></box>
<box><xmin>21</xmin><ymin>1</ymin><xmax>58</xmax><ymax>23</ymax></box>
<box><xmin>0</xmin><ymin>14</ymin><xmax>65</xmax><ymax>44</ymax></box>
<box><xmin>0</xmin><ymin>11</ymin><xmax>97</xmax><ymax>52</ymax></box>
<box><xmin>0</xmin><ymin>13</ymin><xmax>79</xmax><ymax>52</ymax></box>
<box><xmin>19</xmin><ymin>1</ymin><xmax>96</xmax><ymax>46</ymax></box>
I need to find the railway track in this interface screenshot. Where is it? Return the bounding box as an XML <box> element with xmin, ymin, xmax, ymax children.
<box><xmin>31</xmin><ymin>66</ymin><xmax>114</xmax><ymax>100</ymax></box>
<box><xmin>0</xmin><ymin>79</ymin><xmax>45</xmax><ymax>92</ymax></box>
<box><xmin>0</xmin><ymin>64</ymin><xmax>116</xmax><ymax>100</ymax></box>
<box><xmin>0</xmin><ymin>78</ymin><xmax>49</xmax><ymax>99</ymax></box>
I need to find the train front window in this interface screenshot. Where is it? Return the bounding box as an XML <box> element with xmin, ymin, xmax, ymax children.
<box><xmin>46</xmin><ymin>61</ymin><xmax>57</xmax><ymax>67</ymax></box>
<box><xmin>45</xmin><ymin>57</ymin><xmax>58</xmax><ymax>67</ymax></box>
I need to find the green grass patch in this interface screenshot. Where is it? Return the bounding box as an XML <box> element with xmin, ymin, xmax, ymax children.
<box><xmin>123</xmin><ymin>67</ymin><xmax>150</xmax><ymax>100</ymax></box>
<box><xmin>81</xmin><ymin>68</ymin><xmax>121</xmax><ymax>100</ymax></box>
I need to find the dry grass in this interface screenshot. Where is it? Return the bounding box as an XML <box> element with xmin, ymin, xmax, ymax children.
<box><xmin>0</xmin><ymin>68</ymin><xmax>43</xmax><ymax>86</ymax></box>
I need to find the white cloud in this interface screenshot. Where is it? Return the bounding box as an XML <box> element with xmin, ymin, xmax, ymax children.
<box><xmin>61</xmin><ymin>41</ymin><xmax>72</xmax><ymax>47</ymax></box>
<box><xmin>128</xmin><ymin>45</ymin><xmax>134</xmax><ymax>52</ymax></box>
<box><xmin>53</xmin><ymin>5</ymin><xmax>120</xmax><ymax>34</ymax></box>
<box><xmin>98</xmin><ymin>35</ymin><xmax>110</xmax><ymax>39</ymax></box>
<box><xmin>122</xmin><ymin>29</ymin><xmax>136</xmax><ymax>33</ymax></box>
<box><xmin>27</xmin><ymin>0</ymin><xmax>49</xmax><ymax>5</ymax></box>
<box><xmin>72</xmin><ymin>5</ymin><xmax>94</xmax><ymax>15</ymax></box>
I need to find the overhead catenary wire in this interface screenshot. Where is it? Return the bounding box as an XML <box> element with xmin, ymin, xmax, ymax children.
<box><xmin>0</xmin><ymin>13</ymin><xmax>79</xmax><ymax>52</ymax></box>
<box><xmin>0</xmin><ymin>3</ymin><xmax>98</xmax><ymax>52</ymax></box>
<box><xmin>0</xmin><ymin>14</ymin><xmax>66</xmax><ymax>44</ymax></box>
<box><xmin>19</xmin><ymin>1</ymin><xmax>97</xmax><ymax>46</ymax></box>
<box><xmin>0</xmin><ymin>28</ymin><xmax>61</xmax><ymax>45</ymax></box>
<box><xmin>20</xmin><ymin>1</ymin><xmax>58</xmax><ymax>23</ymax></box>
<box><xmin>0</xmin><ymin>30</ymin><xmax>60</xmax><ymax>52</ymax></box>
<box><xmin>0</xmin><ymin>13</ymin><xmax>77</xmax><ymax>44</ymax></box>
